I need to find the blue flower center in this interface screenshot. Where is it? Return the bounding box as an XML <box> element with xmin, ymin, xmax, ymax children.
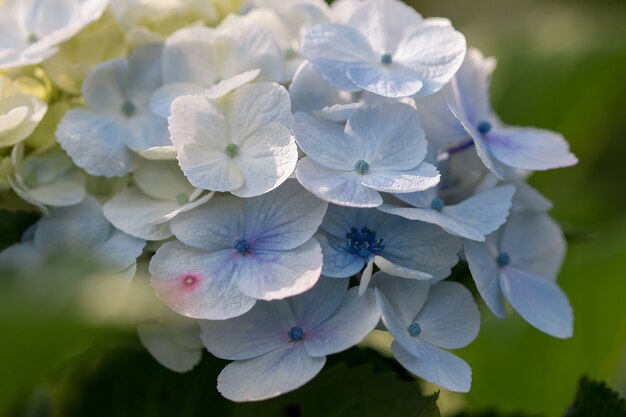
<box><xmin>477</xmin><ymin>120</ymin><xmax>492</xmax><ymax>134</ymax></box>
<box><xmin>288</xmin><ymin>326</ymin><xmax>304</xmax><ymax>341</ymax></box>
<box><xmin>408</xmin><ymin>322</ymin><xmax>422</xmax><ymax>337</ymax></box>
<box><xmin>346</xmin><ymin>226</ymin><xmax>384</xmax><ymax>258</ymax></box>
<box><xmin>122</xmin><ymin>100</ymin><xmax>136</xmax><ymax>117</ymax></box>
<box><xmin>234</xmin><ymin>239</ymin><xmax>250</xmax><ymax>255</ymax></box>
<box><xmin>354</xmin><ymin>160</ymin><xmax>369</xmax><ymax>175</ymax></box>
<box><xmin>430</xmin><ymin>197</ymin><xmax>445</xmax><ymax>212</ymax></box>
<box><xmin>496</xmin><ymin>252</ymin><xmax>511</xmax><ymax>267</ymax></box>
<box><xmin>381</xmin><ymin>53</ymin><xmax>393</xmax><ymax>65</ymax></box>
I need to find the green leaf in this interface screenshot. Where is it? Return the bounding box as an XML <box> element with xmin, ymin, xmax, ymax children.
<box><xmin>564</xmin><ymin>376</ymin><xmax>626</xmax><ymax>417</ymax></box>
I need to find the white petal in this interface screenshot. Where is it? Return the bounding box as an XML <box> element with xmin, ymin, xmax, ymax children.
<box><xmin>416</xmin><ymin>281</ymin><xmax>480</xmax><ymax>349</ymax></box>
<box><xmin>150</xmin><ymin>83</ymin><xmax>206</xmax><ymax>118</ymax></box>
<box><xmin>217</xmin><ymin>344</ymin><xmax>325</xmax><ymax>402</ymax></box>
<box><xmin>243</xmin><ymin>180</ymin><xmax>328</xmax><ymax>251</ymax></box>
<box><xmin>297</xmin><ymin>157</ymin><xmax>382</xmax><ymax>207</ymax></box>
<box><xmin>133</xmin><ymin>159</ymin><xmax>195</xmax><ymax>201</ymax></box>
<box><xmin>361</xmin><ymin>163</ymin><xmax>440</xmax><ymax>193</ymax></box>
<box><xmin>347</xmin><ymin>64</ymin><xmax>423</xmax><ymax>98</ymax></box>
<box><xmin>392</xmin><ymin>340</ymin><xmax>472</xmax><ymax>393</ymax></box>
<box><xmin>149</xmin><ymin>242</ymin><xmax>256</xmax><ymax>320</ymax></box>
<box><xmin>500</xmin><ymin>267</ymin><xmax>573</xmax><ymax>338</ymax></box>
<box><xmin>138</xmin><ymin>323</ymin><xmax>202</xmax><ymax>373</ymax></box>
<box><xmin>200</xmin><ymin>300</ymin><xmax>295</xmax><ymax>360</ymax></box>
<box><xmin>56</xmin><ymin>110</ymin><xmax>137</xmax><ymax>177</ymax></box>
<box><xmin>487</xmin><ymin>127</ymin><xmax>578</xmax><ymax>171</ymax></box>
<box><xmin>162</xmin><ymin>26</ymin><xmax>217</xmax><ymax>85</ymax></box>
<box><xmin>289</xmin><ymin>61</ymin><xmax>350</xmax><ymax>114</ymax></box>
<box><xmin>139</xmin><ymin>146</ymin><xmax>177</xmax><ymax>161</ymax></box>
<box><xmin>463</xmin><ymin>239</ymin><xmax>506</xmax><ymax>318</ymax></box>
<box><xmin>235</xmin><ymin>238</ymin><xmax>323</xmax><ymax>301</ymax></box>
<box><xmin>301</xmin><ymin>23</ymin><xmax>377</xmax><ymax>92</ymax></box>
<box><xmin>25</xmin><ymin>179</ymin><xmax>86</xmax><ymax>207</ymax></box>
<box><xmin>304</xmin><ymin>287</ymin><xmax>380</xmax><ymax>356</ymax></box>
<box><xmin>204</xmin><ymin>69</ymin><xmax>261</xmax><ymax>99</ymax></box>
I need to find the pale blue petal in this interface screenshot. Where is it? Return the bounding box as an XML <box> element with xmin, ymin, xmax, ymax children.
<box><xmin>453</xmin><ymin>48</ymin><xmax>496</xmax><ymax>125</ymax></box>
<box><xmin>487</xmin><ymin>127</ymin><xmax>578</xmax><ymax>171</ymax></box>
<box><xmin>0</xmin><ymin>241</ymin><xmax>42</xmax><ymax>270</ymax></box>
<box><xmin>370</xmin><ymin>271</ymin><xmax>430</xmax><ymax>325</ymax></box>
<box><xmin>150</xmin><ymin>83</ymin><xmax>207</xmax><ymax>118</ymax></box>
<box><xmin>287</xmin><ymin>276</ymin><xmax>349</xmax><ymax>330</ymax></box>
<box><xmin>293</xmin><ymin>112</ymin><xmax>357</xmax><ymax>170</ymax></box>
<box><xmin>92</xmin><ymin>229</ymin><xmax>145</xmax><ymax>273</ymax></box>
<box><xmin>317</xmin><ymin>234</ymin><xmax>365</xmax><ymax>278</ymax></box>
<box><xmin>199</xmin><ymin>300</ymin><xmax>295</xmax><ymax>360</ymax></box>
<box><xmin>413</xmin><ymin>84</ymin><xmax>468</xmax><ymax>147</ymax></box>
<box><xmin>289</xmin><ymin>62</ymin><xmax>351</xmax><ymax>114</ymax></box>
<box><xmin>344</xmin><ymin>103</ymin><xmax>427</xmax><ymax>170</ymax></box>
<box><xmin>169</xmin><ymin>196</ymin><xmax>244</xmax><ymax>251</ymax></box>
<box><xmin>416</xmin><ymin>282</ymin><xmax>480</xmax><ymax>349</ymax></box>
<box><xmin>149</xmin><ymin>242</ymin><xmax>256</xmax><ymax>320</ymax></box>
<box><xmin>56</xmin><ymin>109</ymin><xmax>137</xmax><ymax>177</ymax></box>
<box><xmin>304</xmin><ymin>287</ymin><xmax>380</xmax><ymax>357</ymax></box>
<box><xmin>126</xmin><ymin>43</ymin><xmax>164</xmax><ymax>107</ymax></box>
<box><xmin>217</xmin><ymin>344</ymin><xmax>325</xmax><ymax>402</ymax></box>
<box><xmin>138</xmin><ymin>323</ymin><xmax>202</xmax><ymax>373</ymax></box>
<box><xmin>392</xmin><ymin>340</ymin><xmax>472</xmax><ymax>393</ymax></box>
<box><xmin>512</xmin><ymin>182</ymin><xmax>553</xmax><ymax>212</ymax></box>
<box><xmin>361</xmin><ymin>163</ymin><xmax>440</xmax><ymax>193</ymax></box>
<box><xmin>347</xmin><ymin>64</ymin><xmax>423</xmax><ymax>98</ymax></box>
<box><xmin>235</xmin><ymin>238</ymin><xmax>323</xmax><ymax>301</ymax></box>
<box><xmin>82</xmin><ymin>58</ymin><xmax>127</xmax><ymax>113</ymax></box>
<box><xmin>464</xmin><ymin>239</ymin><xmax>506</xmax><ymax>319</ymax></box>
<box><xmin>500</xmin><ymin>267</ymin><xmax>573</xmax><ymax>339</ymax></box>
<box><xmin>296</xmin><ymin>157</ymin><xmax>383</xmax><ymax>207</ymax></box>
<box><xmin>243</xmin><ymin>180</ymin><xmax>328</xmax><ymax>251</ymax></box>
<box><xmin>123</xmin><ymin>108</ymin><xmax>170</xmax><ymax>151</ymax></box>
<box><xmin>501</xmin><ymin>212</ymin><xmax>565</xmax><ymax>278</ymax></box>
<box><xmin>301</xmin><ymin>23</ymin><xmax>377</xmax><ymax>92</ymax></box>
<box><xmin>162</xmin><ymin>26</ymin><xmax>217</xmax><ymax>85</ymax></box>
<box><xmin>375</xmin><ymin>290</ymin><xmax>420</xmax><ymax>354</ymax></box>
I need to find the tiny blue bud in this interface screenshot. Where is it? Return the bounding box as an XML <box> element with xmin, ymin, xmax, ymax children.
<box><xmin>122</xmin><ymin>101</ymin><xmax>136</xmax><ymax>117</ymax></box>
<box><xmin>354</xmin><ymin>160</ymin><xmax>369</xmax><ymax>175</ymax></box>
<box><xmin>496</xmin><ymin>252</ymin><xmax>511</xmax><ymax>267</ymax></box>
<box><xmin>408</xmin><ymin>322</ymin><xmax>422</xmax><ymax>337</ymax></box>
<box><xmin>477</xmin><ymin>120</ymin><xmax>492</xmax><ymax>134</ymax></box>
<box><xmin>225</xmin><ymin>143</ymin><xmax>239</xmax><ymax>158</ymax></box>
<box><xmin>234</xmin><ymin>239</ymin><xmax>250</xmax><ymax>255</ymax></box>
<box><xmin>381</xmin><ymin>53</ymin><xmax>393</xmax><ymax>65</ymax></box>
<box><xmin>288</xmin><ymin>326</ymin><xmax>304</xmax><ymax>341</ymax></box>
<box><xmin>430</xmin><ymin>197</ymin><xmax>445</xmax><ymax>212</ymax></box>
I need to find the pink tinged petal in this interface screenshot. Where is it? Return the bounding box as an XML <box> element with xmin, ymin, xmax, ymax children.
<box><xmin>231</xmin><ymin>123</ymin><xmax>298</xmax><ymax>198</ymax></box>
<box><xmin>138</xmin><ymin>323</ymin><xmax>202</xmax><ymax>373</ymax></box>
<box><xmin>296</xmin><ymin>158</ymin><xmax>383</xmax><ymax>207</ymax></box>
<box><xmin>361</xmin><ymin>163</ymin><xmax>440</xmax><ymax>194</ymax></box>
<box><xmin>391</xmin><ymin>340</ymin><xmax>472</xmax><ymax>393</ymax></box>
<box><xmin>347</xmin><ymin>64</ymin><xmax>423</xmax><ymax>98</ymax></box>
<box><xmin>501</xmin><ymin>212</ymin><xmax>565</xmax><ymax>278</ymax></box>
<box><xmin>235</xmin><ymin>238</ymin><xmax>323</xmax><ymax>301</ymax></box>
<box><xmin>217</xmin><ymin>344</ymin><xmax>326</xmax><ymax>402</ymax></box>
<box><xmin>149</xmin><ymin>242</ymin><xmax>256</xmax><ymax>320</ymax></box>
<box><xmin>304</xmin><ymin>287</ymin><xmax>380</xmax><ymax>357</ymax></box>
<box><xmin>394</xmin><ymin>20</ymin><xmax>467</xmax><ymax>97</ymax></box>
<box><xmin>287</xmin><ymin>277</ymin><xmax>349</xmax><ymax>330</ymax></box>
<box><xmin>244</xmin><ymin>180</ymin><xmax>328</xmax><ymax>251</ymax></box>
<box><xmin>464</xmin><ymin>239</ymin><xmax>506</xmax><ymax>319</ymax></box>
<box><xmin>486</xmin><ymin>127</ymin><xmax>578</xmax><ymax>171</ymax></box>
<box><xmin>56</xmin><ymin>109</ymin><xmax>137</xmax><ymax>177</ymax></box>
<box><xmin>499</xmin><ymin>267</ymin><xmax>573</xmax><ymax>339</ymax></box>
<box><xmin>416</xmin><ymin>282</ymin><xmax>480</xmax><ymax>349</ymax></box>
<box><xmin>344</xmin><ymin>103</ymin><xmax>428</xmax><ymax>170</ymax></box>
<box><xmin>301</xmin><ymin>23</ymin><xmax>377</xmax><ymax>92</ymax></box>
<box><xmin>200</xmin><ymin>300</ymin><xmax>296</xmax><ymax>360</ymax></box>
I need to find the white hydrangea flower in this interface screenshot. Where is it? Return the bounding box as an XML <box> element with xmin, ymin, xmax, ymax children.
<box><xmin>0</xmin><ymin>196</ymin><xmax>146</xmax><ymax>278</ymax></box>
<box><xmin>379</xmin><ymin>185</ymin><xmax>516</xmax><ymax>242</ymax></box>
<box><xmin>0</xmin><ymin>75</ymin><xmax>48</xmax><ymax>148</ymax></box>
<box><xmin>9</xmin><ymin>144</ymin><xmax>86</xmax><ymax>214</ymax></box>
<box><xmin>200</xmin><ymin>277</ymin><xmax>381</xmax><ymax>401</ymax></box>
<box><xmin>301</xmin><ymin>0</ymin><xmax>466</xmax><ymax>98</ymax></box>
<box><xmin>464</xmin><ymin>211</ymin><xmax>573</xmax><ymax>338</ymax></box>
<box><xmin>103</xmin><ymin>160</ymin><xmax>214</xmax><ymax>241</ymax></box>
<box><xmin>57</xmin><ymin>44</ymin><xmax>170</xmax><ymax>177</ymax></box>
<box><xmin>0</xmin><ymin>0</ymin><xmax>108</xmax><ymax>69</ymax></box>
<box><xmin>149</xmin><ymin>181</ymin><xmax>328</xmax><ymax>320</ymax></box>
<box><xmin>168</xmin><ymin>82</ymin><xmax>298</xmax><ymax>197</ymax></box>
<box><xmin>371</xmin><ymin>272</ymin><xmax>480</xmax><ymax>392</ymax></box>
<box><xmin>294</xmin><ymin>103</ymin><xmax>439</xmax><ymax>207</ymax></box>
<box><xmin>150</xmin><ymin>24</ymin><xmax>283</xmax><ymax>117</ymax></box>
<box><xmin>416</xmin><ymin>48</ymin><xmax>577</xmax><ymax>178</ymax></box>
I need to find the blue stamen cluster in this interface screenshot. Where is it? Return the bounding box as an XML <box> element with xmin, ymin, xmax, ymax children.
<box><xmin>346</xmin><ymin>226</ymin><xmax>385</xmax><ymax>258</ymax></box>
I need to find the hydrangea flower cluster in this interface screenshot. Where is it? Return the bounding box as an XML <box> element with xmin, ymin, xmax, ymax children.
<box><xmin>0</xmin><ymin>0</ymin><xmax>577</xmax><ymax>402</ymax></box>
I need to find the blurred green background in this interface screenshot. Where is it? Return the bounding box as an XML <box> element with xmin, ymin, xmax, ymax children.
<box><xmin>407</xmin><ymin>0</ymin><xmax>626</xmax><ymax>415</ymax></box>
<box><xmin>2</xmin><ymin>0</ymin><xmax>626</xmax><ymax>416</ymax></box>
